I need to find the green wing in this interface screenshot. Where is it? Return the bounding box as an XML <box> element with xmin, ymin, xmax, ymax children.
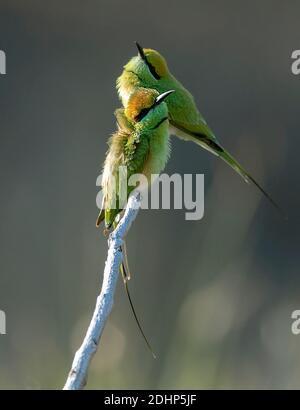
<box><xmin>170</xmin><ymin>118</ymin><xmax>283</xmax><ymax>215</ymax></box>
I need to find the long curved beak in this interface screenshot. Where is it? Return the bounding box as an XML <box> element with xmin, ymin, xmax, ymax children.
<box><xmin>155</xmin><ymin>90</ymin><xmax>175</xmax><ymax>106</ymax></box>
<box><xmin>135</xmin><ymin>41</ymin><xmax>146</xmax><ymax>61</ymax></box>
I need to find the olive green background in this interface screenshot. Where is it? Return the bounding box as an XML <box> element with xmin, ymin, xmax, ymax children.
<box><xmin>0</xmin><ymin>0</ymin><xmax>299</xmax><ymax>389</ymax></box>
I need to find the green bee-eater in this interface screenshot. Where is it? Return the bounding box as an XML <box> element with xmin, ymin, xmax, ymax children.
<box><xmin>96</xmin><ymin>88</ymin><xmax>174</xmax><ymax>229</ymax></box>
<box><xmin>96</xmin><ymin>88</ymin><xmax>174</xmax><ymax>357</ymax></box>
<box><xmin>117</xmin><ymin>42</ymin><xmax>282</xmax><ymax>214</ymax></box>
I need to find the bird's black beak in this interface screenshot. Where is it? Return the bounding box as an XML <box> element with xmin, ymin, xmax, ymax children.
<box><xmin>135</xmin><ymin>41</ymin><xmax>146</xmax><ymax>61</ymax></box>
<box><xmin>155</xmin><ymin>90</ymin><xmax>175</xmax><ymax>106</ymax></box>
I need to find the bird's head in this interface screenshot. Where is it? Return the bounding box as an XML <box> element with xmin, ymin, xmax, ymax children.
<box><xmin>125</xmin><ymin>88</ymin><xmax>174</xmax><ymax>130</ymax></box>
<box><xmin>124</xmin><ymin>42</ymin><xmax>169</xmax><ymax>85</ymax></box>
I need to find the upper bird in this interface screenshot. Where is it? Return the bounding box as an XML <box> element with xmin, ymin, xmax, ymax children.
<box><xmin>96</xmin><ymin>87</ymin><xmax>174</xmax><ymax>229</ymax></box>
<box><xmin>117</xmin><ymin>42</ymin><xmax>281</xmax><ymax>213</ymax></box>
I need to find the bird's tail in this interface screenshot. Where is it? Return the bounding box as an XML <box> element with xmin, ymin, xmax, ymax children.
<box><xmin>120</xmin><ymin>243</ymin><xmax>156</xmax><ymax>359</ymax></box>
<box><xmin>200</xmin><ymin>137</ymin><xmax>285</xmax><ymax>217</ymax></box>
<box><xmin>98</xmin><ymin>217</ymin><xmax>156</xmax><ymax>357</ymax></box>
<box><xmin>96</xmin><ymin>209</ymin><xmax>105</xmax><ymax>227</ymax></box>
<box><xmin>170</xmin><ymin>119</ymin><xmax>284</xmax><ymax>217</ymax></box>
<box><xmin>96</xmin><ymin>195</ymin><xmax>105</xmax><ymax>227</ymax></box>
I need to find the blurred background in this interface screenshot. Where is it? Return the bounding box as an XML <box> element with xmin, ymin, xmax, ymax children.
<box><xmin>0</xmin><ymin>0</ymin><xmax>299</xmax><ymax>389</ymax></box>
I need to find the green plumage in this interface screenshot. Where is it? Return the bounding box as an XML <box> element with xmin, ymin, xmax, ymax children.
<box><xmin>116</xmin><ymin>44</ymin><xmax>282</xmax><ymax>214</ymax></box>
<box><xmin>97</xmin><ymin>89</ymin><xmax>172</xmax><ymax>228</ymax></box>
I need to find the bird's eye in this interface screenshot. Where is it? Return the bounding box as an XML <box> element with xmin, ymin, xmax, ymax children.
<box><xmin>135</xmin><ymin>107</ymin><xmax>151</xmax><ymax>122</ymax></box>
<box><xmin>144</xmin><ymin>56</ymin><xmax>161</xmax><ymax>80</ymax></box>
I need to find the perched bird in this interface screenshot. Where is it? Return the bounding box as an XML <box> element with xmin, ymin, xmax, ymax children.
<box><xmin>96</xmin><ymin>88</ymin><xmax>174</xmax><ymax>229</ymax></box>
<box><xmin>117</xmin><ymin>42</ymin><xmax>282</xmax><ymax>214</ymax></box>
<box><xmin>96</xmin><ymin>88</ymin><xmax>174</xmax><ymax>358</ymax></box>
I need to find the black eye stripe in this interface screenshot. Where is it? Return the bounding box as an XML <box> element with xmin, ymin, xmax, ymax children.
<box><xmin>135</xmin><ymin>107</ymin><xmax>151</xmax><ymax>122</ymax></box>
<box><xmin>135</xmin><ymin>89</ymin><xmax>171</xmax><ymax>122</ymax></box>
<box><xmin>144</xmin><ymin>56</ymin><xmax>161</xmax><ymax>80</ymax></box>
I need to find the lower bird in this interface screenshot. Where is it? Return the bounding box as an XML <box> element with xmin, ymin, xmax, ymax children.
<box><xmin>96</xmin><ymin>88</ymin><xmax>174</xmax><ymax>229</ymax></box>
<box><xmin>96</xmin><ymin>88</ymin><xmax>174</xmax><ymax>357</ymax></box>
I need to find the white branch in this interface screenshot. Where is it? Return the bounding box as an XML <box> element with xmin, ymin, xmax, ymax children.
<box><xmin>63</xmin><ymin>193</ymin><xmax>141</xmax><ymax>390</ymax></box>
